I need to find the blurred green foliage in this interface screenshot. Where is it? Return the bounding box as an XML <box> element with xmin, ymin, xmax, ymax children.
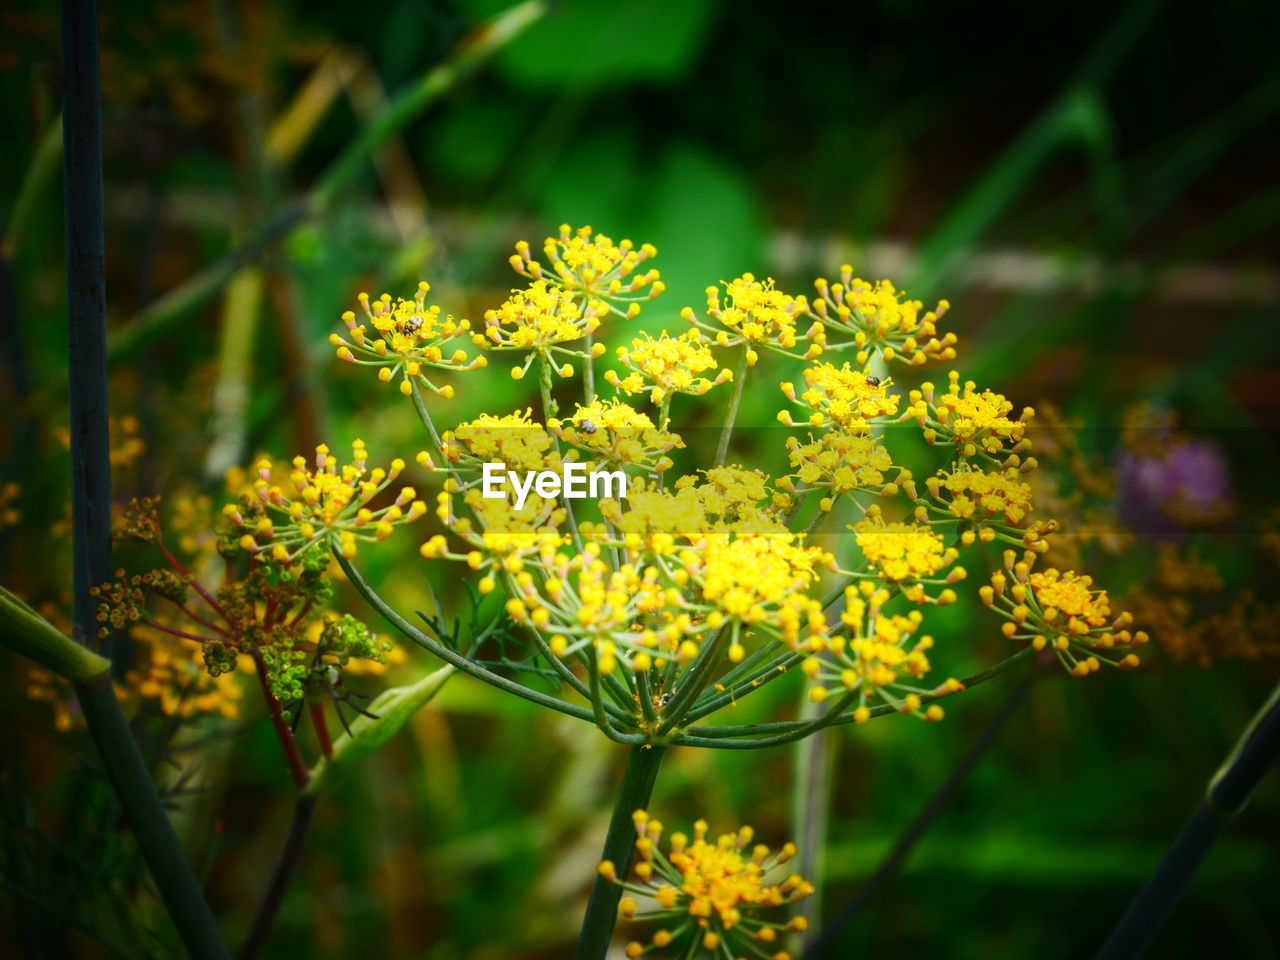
<box><xmin>2</xmin><ymin>0</ymin><xmax>1279</xmax><ymax>957</ymax></box>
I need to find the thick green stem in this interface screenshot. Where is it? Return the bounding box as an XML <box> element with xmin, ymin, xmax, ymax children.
<box><xmin>714</xmin><ymin>347</ymin><xmax>749</xmax><ymax>467</ymax></box>
<box><xmin>1097</xmin><ymin>678</ymin><xmax>1280</xmax><ymax>959</ymax></box>
<box><xmin>75</xmin><ymin>676</ymin><xmax>230</xmax><ymax>960</ymax></box>
<box><xmin>61</xmin><ymin>0</ymin><xmax>227</xmax><ymax>953</ymax></box>
<box><xmin>572</xmin><ymin>744</ymin><xmax>666</xmax><ymax>960</ymax></box>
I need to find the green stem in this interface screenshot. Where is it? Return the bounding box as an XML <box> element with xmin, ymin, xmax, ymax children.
<box><xmin>539</xmin><ymin>352</ymin><xmax>558</xmax><ymax>418</ymax></box>
<box><xmin>676</xmin><ymin>647</ymin><xmax>1035</xmax><ymax>748</ymax></box>
<box><xmin>75</xmin><ymin>675</ymin><xmax>230</xmax><ymax>959</ymax></box>
<box><xmin>714</xmin><ymin>347</ymin><xmax>749</xmax><ymax>467</ymax></box>
<box><xmin>61</xmin><ymin>0</ymin><xmax>228</xmax><ymax>953</ymax></box>
<box><xmin>1098</xmin><ymin>677</ymin><xmax>1280</xmax><ymax>959</ymax></box>
<box><xmin>657</xmin><ymin>623</ymin><xmax>732</xmax><ymax>735</ymax></box>
<box><xmin>409</xmin><ymin>378</ymin><xmax>444</xmax><ymax>450</ymax></box>
<box><xmin>337</xmin><ymin>552</ymin><xmax>606</xmax><ymax>726</ymax></box>
<box><xmin>572</xmin><ymin>744</ymin><xmax>667</xmax><ymax>960</ymax></box>
<box><xmin>790</xmin><ymin>697</ymin><xmax>835</xmax><ymax>952</ymax></box>
<box><xmin>583</xmin><ymin>330</ymin><xmax>595</xmax><ymax>404</ymax></box>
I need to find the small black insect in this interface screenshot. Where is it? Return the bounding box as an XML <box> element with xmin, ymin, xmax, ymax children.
<box><xmin>577</xmin><ymin>419</ymin><xmax>598</xmax><ymax>434</ymax></box>
<box><xmin>402</xmin><ymin>315</ymin><xmax>424</xmax><ymax>334</ymax></box>
<box><xmin>866</xmin><ymin>376</ymin><xmax>881</xmax><ymax>387</ymax></box>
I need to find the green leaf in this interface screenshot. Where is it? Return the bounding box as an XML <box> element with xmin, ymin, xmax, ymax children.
<box><xmin>0</xmin><ymin>586</ymin><xmax>110</xmax><ymax>682</ymax></box>
<box><xmin>304</xmin><ymin>663</ymin><xmax>455</xmax><ymax>794</ymax></box>
<box><xmin>457</xmin><ymin>0</ymin><xmax>719</xmax><ymax>89</ymax></box>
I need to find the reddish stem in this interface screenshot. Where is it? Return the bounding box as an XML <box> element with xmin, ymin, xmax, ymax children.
<box><xmin>252</xmin><ymin>653</ymin><xmax>310</xmax><ymax>790</ymax></box>
<box><xmin>157</xmin><ymin>594</ymin><xmax>235</xmax><ymax>640</ymax></box>
<box><xmin>308</xmin><ymin>702</ymin><xmax>334</xmax><ymax>759</ymax></box>
<box><xmin>157</xmin><ymin>538</ymin><xmax>234</xmax><ymax>626</ymax></box>
<box><xmin>287</xmin><ymin>600</ymin><xmax>313</xmax><ymax>629</ymax></box>
<box><xmin>141</xmin><ymin>619</ymin><xmax>218</xmax><ymax>645</ymax></box>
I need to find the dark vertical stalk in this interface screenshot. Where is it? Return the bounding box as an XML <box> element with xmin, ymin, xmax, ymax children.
<box><xmin>61</xmin><ymin>3</ymin><xmax>228</xmax><ymax>956</ymax></box>
<box><xmin>572</xmin><ymin>745</ymin><xmax>666</xmax><ymax>960</ymax></box>
<box><xmin>74</xmin><ymin>676</ymin><xmax>231</xmax><ymax>960</ymax></box>
<box><xmin>1096</xmin><ymin>681</ymin><xmax>1280</xmax><ymax>959</ymax></box>
<box><xmin>236</xmin><ymin>795</ymin><xmax>318</xmax><ymax>960</ymax></box>
<box><xmin>61</xmin><ymin>0</ymin><xmax>113</xmax><ymax>662</ymax></box>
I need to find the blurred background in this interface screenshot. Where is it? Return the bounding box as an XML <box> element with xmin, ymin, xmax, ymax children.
<box><xmin>2</xmin><ymin>0</ymin><xmax>1279</xmax><ymax>956</ymax></box>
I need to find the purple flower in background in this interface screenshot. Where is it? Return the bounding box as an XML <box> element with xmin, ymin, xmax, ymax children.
<box><xmin>1118</xmin><ymin>437</ymin><xmax>1233</xmax><ymax>539</ymax></box>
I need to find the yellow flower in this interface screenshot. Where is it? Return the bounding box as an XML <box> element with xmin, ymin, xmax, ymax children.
<box><xmin>694</xmin><ymin>534</ymin><xmax>830</xmax><ymax>645</ymax></box>
<box><xmin>786</xmin><ymin>431</ymin><xmax>895</xmax><ymax>495</ymax></box>
<box><xmin>475</xmin><ymin>280</ymin><xmax>604</xmax><ymax>382</ymax></box>
<box><xmin>551</xmin><ymin>398</ymin><xmax>683</xmax><ymax>470</ymax></box>
<box><xmin>683</xmin><ymin>273</ymin><xmax>819</xmax><ymax>364</ymax></box>
<box><xmin>442</xmin><ymin>409</ymin><xmax>559</xmax><ymax>474</ymax></box>
<box><xmin>778</xmin><ymin>362</ymin><xmax>899</xmax><ymax>430</ymax></box>
<box><xmin>806</xmin><ymin>267</ymin><xmax>956</xmax><ymax>366</ymax></box>
<box><xmin>854</xmin><ymin>517</ymin><xmax>956</xmax><ymax>584</ymax></box>
<box><xmin>510</xmin><ymin>223</ymin><xmax>663</xmax><ymax>318</ymax></box>
<box><xmin>911</xmin><ymin>372</ymin><xmax>1035</xmax><ymax>463</ymax></box>
<box><xmin>803</xmin><ymin>587</ymin><xmax>951</xmax><ymax>719</ymax></box>
<box><xmin>229</xmin><ymin>440</ymin><xmax>428</xmax><ymax>561</ymax></box>
<box><xmin>331</xmin><ymin>282</ymin><xmax>481</xmax><ymax>398</ymax></box>
<box><xmin>606</xmin><ymin>330</ymin><xmax>731</xmax><ymax>403</ymax></box>
<box><xmin>607</xmin><ymin>810</ymin><xmax>812</xmax><ymax>959</ymax></box>
<box><xmin>931</xmin><ymin>464</ymin><xmax>1034</xmax><ymax>526</ymax></box>
<box><xmin>981</xmin><ymin>552</ymin><xmax>1148</xmax><ymax>676</ymax></box>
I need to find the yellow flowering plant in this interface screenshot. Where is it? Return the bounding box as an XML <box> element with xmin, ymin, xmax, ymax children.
<box><xmin>305</xmin><ymin>223</ymin><xmax>1148</xmax><ymax>957</ymax></box>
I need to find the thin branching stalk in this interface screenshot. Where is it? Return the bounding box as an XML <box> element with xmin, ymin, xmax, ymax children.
<box><xmin>1097</xmin><ymin>678</ymin><xmax>1280</xmax><ymax>959</ymax></box>
<box><xmin>806</xmin><ymin>677</ymin><xmax>1032</xmax><ymax>958</ymax></box>
<box><xmin>338</xmin><ymin>553</ymin><xmax>598</xmax><ymax>724</ymax></box>
<box><xmin>674</xmin><ymin>648</ymin><xmax>1036</xmax><ymax>748</ymax></box>
<box><xmin>572</xmin><ymin>744</ymin><xmax>666</xmax><ymax>960</ymax></box>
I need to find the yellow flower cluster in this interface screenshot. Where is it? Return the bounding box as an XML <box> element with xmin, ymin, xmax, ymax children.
<box><xmin>853</xmin><ymin>517</ymin><xmax>960</xmax><ymax>596</ymax></box>
<box><xmin>551</xmin><ymin>399</ymin><xmax>684</xmax><ymax>470</ymax></box>
<box><xmin>677</xmin><ymin>466</ymin><xmax>787</xmax><ymax>526</ymax></box>
<box><xmin>510</xmin><ymin>223</ymin><xmax>663</xmax><ymax>318</ymax></box>
<box><xmin>785</xmin><ymin>431</ymin><xmax>896</xmax><ymax>503</ymax></box>
<box><xmin>910</xmin><ymin>372</ymin><xmax>1035</xmax><ymax>463</ymax></box>
<box><xmin>306</xmin><ymin>221</ymin><xmax>1143</xmax><ymax>753</ymax></box>
<box><xmin>981</xmin><ymin>551</ymin><xmax>1148</xmax><ymax>676</ymax></box>
<box><xmin>227</xmin><ymin>440</ymin><xmax>427</xmax><ymax>561</ymax></box>
<box><xmin>331</xmin><ymin>282</ymin><xmax>483</xmax><ymax>398</ymax></box>
<box><xmin>804</xmin><ymin>585</ymin><xmax>954</xmax><ymax>717</ymax></box>
<box><xmin>695</xmin><ymin>535</ymin><xmax>831</xmax><ymax>642</ymax></box>
<box><xmin>477</xmin><ymin>280</ymin><xmax>606</xmax><ymax>380</ymax></box>
<box><xmin>918</xmin><ymin>463</ymin><xmax>1052</xmax><ymax>551</ymax></box>
<box><xmin>778</xmin><ymin>362</ymin><xmax>899</xmax><ymax>430</ymax></box>
<box><xmin>440</xmin><ymin>409</ymin><xmax>559</xmax><ymax>474</ymax></box>
<box><xmin>806</xmin><ymin>268</ymin><xmax>957</xmax><ymax>366</ymax></box>
<box><xmin>603</xmin><ymin>810</ymin><xmax>812</xmax><ymax>960</ymax></box>
<box><xmin>683</xmin><ymin>274</ymin><xmax>820</xmax><ymax>364</ymax></box>
<box><xmin>606</xmin><ymin>330</ymin><xmax>731</xmax><ymax>405</ymax></box>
